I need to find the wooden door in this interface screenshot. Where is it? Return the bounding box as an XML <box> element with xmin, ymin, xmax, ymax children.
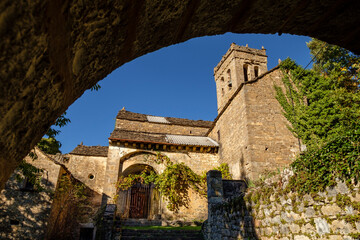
<box><xmin>129</xmin><ymin>183</ymin><xmax>150</xmax><ymax>219</ymax></box>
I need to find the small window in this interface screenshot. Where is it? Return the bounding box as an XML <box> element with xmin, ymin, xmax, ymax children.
<box><xmin>21</xmin><ymin>177</ymin><xmax>35</xmax><ymax>191</ymax></box>
<box><xmin>254</xmin><ymin>66</ymin><xmax>259</xmax><ymax>78</ymax></box>
<box><xmin>243</xmin><ymin>65</ymin><xmax>248</xmax><ymax>82</ymax></box>
<box><xmin>217</xmin><ymin>130</ymin><xmax>220</xmax><ymax>141</ymax></box>
<box><xmin>227</xmin><ymin>69</ymin><xmax>231</xmax><ymax>81</ymax></box>
<box><xmin>220</xmin><ymin>77</ymin><xmax>224</xmax><ymax>82</ymax></box>
<box><xmin>221</xmin><ymin>88</ymin><xmax>225</xmax><ymax>96</ymax></box>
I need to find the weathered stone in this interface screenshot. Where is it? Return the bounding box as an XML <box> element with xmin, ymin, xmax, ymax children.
<box><xmin>321</xmin><ymin>204</ymin><xmax>342</xmax><ymax>216</ymax></box>
<box><xmin>314</xmin><ymin>218</ymin><xmax>330</xmax><ymax>235</ymax></box>
<box><xmin>335</xmin><ymin>181</ymin><xmax>350</xmax><ymax>195</ymax></box>
<box><xmin>289</xmin><ymin>223</ymin><xmax>301</xmax><ymax>234</ymax></box>
<box><xmin>294</xmin><ymin>235</ymin><xmax>310</xmax><ymax>240</ymax></box>
<box><xmin>328</xmin><ymin>236</ymin><xmax>343</xmax><ymax>240</ymax></box>
<box><xmin>304</xmin><ymin>207</ymin><xmax>316</xmax><ymax>218</ymax></box>
<box><xmin>301</xmin><ymin>223</ymin><xmax>316</xmax><ymax>234</ymax></box>
<box><xmin>330</xmin><ymin>220</ymin><xmax>354</xmax><ymax>234</ymax></box>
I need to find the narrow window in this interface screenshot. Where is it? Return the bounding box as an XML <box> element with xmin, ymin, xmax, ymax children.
<box><xmin>227</xmin><ymin>69</ymin><xmax>232</xmax><ymax>90</ymax></box>
<box><xmin>21</xmin><ymin>177</ymin><xmax>34</xmax><ymax>191</ymax></box>
<box><xmin>217</xmin><ymin>130</ymin><xmax>220</xmax><ymax>141</ymax></box>
<box><xmin>254</xmin><ymin>66</ymin><xmax>259</xmax><ymax>78</ymax></box>
<box><xmin>243</xmin><ymin>65</ymin><xmax>248</xmax><ymax>82</ymax></box>
<box><xmin>221</xmin><ymin>88</ymin><xmax>224</xmax><ymax>96</ymax></box>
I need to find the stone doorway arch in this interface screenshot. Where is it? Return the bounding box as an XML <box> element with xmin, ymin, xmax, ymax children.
<box><xmin>115</xmin><ymin>164</ymin><xmax>160</xmax><ymax>220</ymax></box>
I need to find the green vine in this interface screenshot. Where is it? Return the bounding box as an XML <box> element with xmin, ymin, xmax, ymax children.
<box><xmin>286</xmin><ymin>127</ymin><xmax>360</xmax><ymax>194</ymax></box>
<box><xmin>115</xmin><ymin>153</ymin><xmax>232</xmax><ymax>212</ymax></box>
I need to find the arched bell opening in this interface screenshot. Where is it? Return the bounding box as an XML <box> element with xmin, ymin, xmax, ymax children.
<box><xmin>116</xmin><ymin>164</ymin><xmax>161</xmax><ymax>220</ymax></box>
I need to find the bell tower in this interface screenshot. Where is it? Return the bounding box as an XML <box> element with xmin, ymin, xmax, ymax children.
<box><xmin>214</xmin><ymin>43</ymin><xmax>268</xmax><ymax>113</ymax></box>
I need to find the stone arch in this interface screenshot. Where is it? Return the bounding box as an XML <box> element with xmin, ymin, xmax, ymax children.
<box><xmin>2</xmin><ymin>0</ymin><xmax>360</xmax><ymax>188</ymax></box>
<box><xmin>118</xmin><ymin>150</ymin><xmax>166</xmax><ymax>177</ymax></box>
<box><xmin>116</xmin><ymin>158</ymin><xmax>161</xmax><ymax>219</ymax></box>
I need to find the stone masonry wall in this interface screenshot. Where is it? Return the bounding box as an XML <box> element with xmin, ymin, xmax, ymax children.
<box><xmin>205</xmin><ymin>170</ymin><xmax>360</xmax><ymax>240</ymax></box>
<box><xmin>209</xmin><ymin>68</ymin><xmax>299</xmax><ymax>180</ymax></box>
<box><xmin>66</xmin><ymin>154</ymin><xmax>107</xmax><ymax>194</ymax></box>
<box><xmin>244</xmin><ymin>69</ymin><xmax>299</xmax><ymax>178</ymax></box>
<box><xmin>115</xmin><ymin>119</ymin><xmax>209</xmax><ymax>136</ymax></box>
<box><xmin>214</xmin><ymin>44</ymin><xmax>268</xmax><ymax>113</ymax></box>
<box><xmin>208</xmin><ymin>80</ymin><xmax>251</xmax><ymax>180</ymax></box>
<box><xmin>0</xmin><ymin>149</ymin><xmax>61</xmax><ymax>240</ymax></box>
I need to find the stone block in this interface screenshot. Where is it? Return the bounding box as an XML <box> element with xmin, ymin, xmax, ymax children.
<box><xmin>314</xmin><ymin>217</ymin><xmax>330</xmax><ymax>235</ymax></box>
<box><xmin>304</xmin><ymin>207</ymin><xmax>315</xmax><ymax>218</ymax></box>
<box><xmin>330</xmin><ymin>220</ymin><xmax>354</xmax><ymax>234</ymax></box>
<box><xmin>321</xmin><ymin>204</ymin><xmax>342</xmax><ymax>216</ymax></box>
<box><xmin>289</xmin><ymin>223</ymin><xmax>301</xmax><ymax>233</ymax></box>
<box><xmin>294</xmin><ymin>235</ymin><xmax>310</xmax><ymax>240</ymax></box>
<box><xmin>335</xmin><ymin>181</ymin><xmax>350</xmax><ymax>194</ymax></box>
<box><xmin>328</xmin><ymin>235</ymin><xmax>343</xmax><ymax>240</ymax></box>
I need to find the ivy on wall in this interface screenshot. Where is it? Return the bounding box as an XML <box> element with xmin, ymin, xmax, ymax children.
<box><xmin>274</xmin><ymin>39</ymin><xmax>360</xmax><ymax>194</ymax></box>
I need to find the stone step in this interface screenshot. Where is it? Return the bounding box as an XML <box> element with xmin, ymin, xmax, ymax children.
<box><xmin>120</xmin><ymin>229</ymin><xmax>203</xmax><ymax>240</ymax></box>
<box><xmin>120</xmin><ymin>219</ymin><xmax>162</xmax><ymax>227</ymax></box>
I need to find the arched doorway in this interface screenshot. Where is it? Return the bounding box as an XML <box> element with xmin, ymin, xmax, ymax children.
<box><xmin>116</xmin><ymin>164</ymin><xmax>160</xmax><ymax>220</ymax></box>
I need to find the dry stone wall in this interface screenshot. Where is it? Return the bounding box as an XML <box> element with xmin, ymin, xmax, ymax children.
<box><xmin>205</xmin><ymin>170</ymin><xmax>360</xmax><ymax>240</ymax></box>
<box><xmin>0</xmin><ymin>149</ymin><xmax>61</xmax><ymax>240</ymax></box>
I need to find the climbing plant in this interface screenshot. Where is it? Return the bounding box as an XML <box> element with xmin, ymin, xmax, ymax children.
<box><xmin>115</xmin><ymin>153</ymin><xmax>232</xmax><ymax>212</ymax></box>
<box><xmin>275</xmin><ymin>39</ymin><xmax>360</xmax><ymax>194</ymax></box>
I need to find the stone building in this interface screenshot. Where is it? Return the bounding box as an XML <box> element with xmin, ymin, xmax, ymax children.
<box><xmin>0</xmin><ymin>43</ymin><xmax>300</xmax><ymax>239</ymax></box>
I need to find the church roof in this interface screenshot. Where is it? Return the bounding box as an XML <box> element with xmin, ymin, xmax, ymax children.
<box><xmin>109</xmin><ymin>129</ymin><xmax>218</xmax><ymax>147</ymax></box>
<box><xmin>116</xmin><ymin>110</ymin><xmax>213</xmax><ymax>128</ymax></box>
<box><xmin>70</xmin><ymin>145</ymin><xmax>108</xmax><ymax>157</ymax></box>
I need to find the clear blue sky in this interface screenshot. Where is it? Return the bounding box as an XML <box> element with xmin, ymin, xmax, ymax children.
<box><xmin>57</xmin><ymin>33</ymin><xmax>312</xmax><ymax>153</ymax></box>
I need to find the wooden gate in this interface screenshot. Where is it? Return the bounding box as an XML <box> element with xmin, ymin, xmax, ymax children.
<box><xmin>129</xmin><ymin>182</ymin><xmax>150</xmax><ymax>219</ymax></box>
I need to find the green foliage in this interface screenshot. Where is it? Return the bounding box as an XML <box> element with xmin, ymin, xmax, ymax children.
<box><xmin>156</xmin><ymin>162</ymin><xmax>204</xmax><ymax>212</ymax></box>
<box><xmin>15</xmin><ymin>160</ymin><xmax>44</xmax><ymax>191</ymax></box>
<box><xmin>115</xmin><ymin>153</ymin><xmax>232</xmax><ymax>212</ymax></box>
<box><xmin>213</xmin><ymin>163</ymin><xmax>232</xmax><ymax>180</ymax></box>
<box><xmin>275</xmin><ymin>39</ymin><xmax>360</xmax><ymax>195</ymax></box>
<box><xmin>37</xmin><ymin>137</ymin><xmax>62</xmax><ymax>155</ymax></box>
<box><xmin>276</xmin><ymin>58</ymin><xmax>360</xmax><ymax>149</ymax></box>
<box><xmin>286</xmin><ymin>128</ymin><xmax>360</xmax><ymax>194</ymax></box>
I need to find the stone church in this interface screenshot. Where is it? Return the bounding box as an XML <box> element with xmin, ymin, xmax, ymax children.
<box><xmin>0</xmin><ymin>44</ymin><xmax>299</xmax><ymax>239</ymax></box>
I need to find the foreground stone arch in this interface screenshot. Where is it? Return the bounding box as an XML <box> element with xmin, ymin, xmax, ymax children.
<box><xmin>1</xmin><ymin>0</ymin><xmax>360</xmax><ymax>188</ymax></box>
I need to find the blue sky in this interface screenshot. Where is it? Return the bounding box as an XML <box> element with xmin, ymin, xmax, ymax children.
<box><xmin>57</xmin><ymin>33</ymin><xmax>312</xmax><ymax>153</ymax></box>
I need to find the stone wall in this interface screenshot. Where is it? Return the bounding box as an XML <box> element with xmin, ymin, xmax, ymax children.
<box><xmin>205</xmin><ymin>170</ymin><xmax>360</xmax><ymax>240</ymax></box>
<box><xmin>0</xmin><ymin>149</ymin><xmax>61</xmax><ymax>239</ymax></box>
<box><xmin>209</xmin><ymin>68</ymin><xmax>299</xmax><ymax>180</ymax></box>
<box><xmin>214</xmin><ymin>44</ymin><xmax>268</xmax><ymax>113</ymax></box>
<box><xmin>115</xmin><ymin>118</ymin><xmax>210</xmax><ymax>136</ymax></box>
<box><xmin>45</xmin><ymin>168</ymin><xmax>103</xmax><ymax>240</ymax></box>
<box><xmin>66</xmin><ymin>154</ymin><xmax>107</xmax><ymax>194</ymax></box>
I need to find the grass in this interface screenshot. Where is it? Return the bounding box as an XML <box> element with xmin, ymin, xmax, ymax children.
<box><xmin>122</xmin><ymin>225</ymin><xmax>201</xmax><ymax>231</ymax></box>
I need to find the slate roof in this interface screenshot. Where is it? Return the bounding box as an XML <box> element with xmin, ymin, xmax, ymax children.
<box><xmin>110</xmin><ymin>129</ymin><xmax>166</xmax><ymax>143</ymax></box>
<box><xmin>109</xmin><ymin>129</ymin><xmax>218</xmax><ymax>147</ymax></box>
<box><xmin>70</xmin><ymin>145</ymin><xmax>109</xmax><ymax>157</ymax></box>
<box><xmin>116</xmin><ymin>110</ymin><xmax>213</xmax><ymax>128</ymax></box>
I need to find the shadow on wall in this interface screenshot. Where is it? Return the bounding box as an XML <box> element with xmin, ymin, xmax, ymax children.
<box><xmin>45</xmin><ymin>168</ymin><xmax>102</xmax><ymax>240</ymax></box>
<box><xmin>0</xmin><ymin>171</ymin><xmax>55</xmax><ymax>239</ymax></box>
<box><xmin>205</xmin><ymin>170</ymin><xmax>259</xmax><ymax>240</ymax></box>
